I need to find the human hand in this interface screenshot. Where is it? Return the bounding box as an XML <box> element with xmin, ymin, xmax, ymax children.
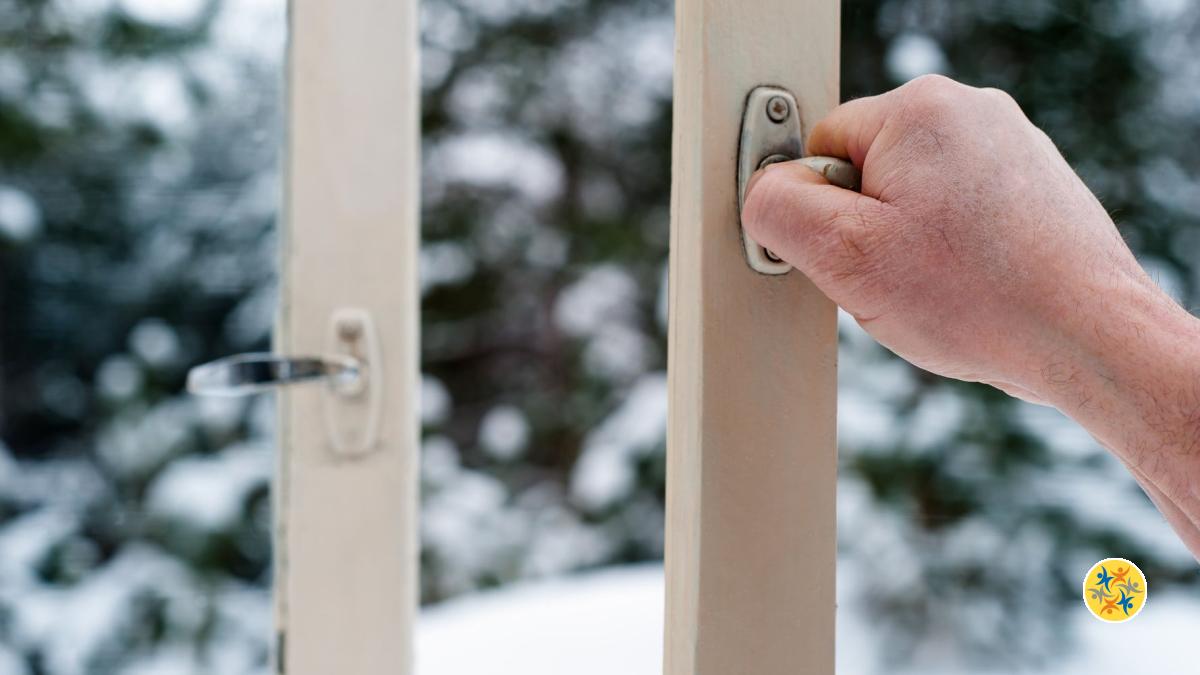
<box><xmin>744</xmin><ymin>74</ymin><xmax>1200</xmax><ymax>559</ymax></box>
<box><xmin>743</xmin><ymin>74</ymin><xmax>1172</xmax><ymax>405</ymax></box>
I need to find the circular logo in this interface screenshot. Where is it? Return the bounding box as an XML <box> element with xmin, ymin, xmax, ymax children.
<box><xmin>1083</xmin><ymin>558</ymin><xmax>1147</xmax><ymax>623</ymax></box>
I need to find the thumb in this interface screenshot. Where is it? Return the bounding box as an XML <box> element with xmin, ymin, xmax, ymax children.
<box><xmin>743</xmin><ymin>160</ymin><xmax>888</xmax><ymax>296</ymax></box>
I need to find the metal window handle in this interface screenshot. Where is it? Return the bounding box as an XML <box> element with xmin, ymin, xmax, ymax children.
<box><xmin>187</xmin><ymin>353</ymin><xmax>364</xmax><ymax>397</ymax></box>
<box><xmin>738</xmin><ymin>86</ymin><xmax>862</xmax><ymax>275</ymax></box>
<box><xmin>186</xmin><ymin>308</ymin><xmax>383</xmax><ymax>456</ymax></box>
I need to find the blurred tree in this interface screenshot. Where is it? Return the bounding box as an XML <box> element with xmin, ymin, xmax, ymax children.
<box><xmin>419</xmin><ymin>0</ymin><xmax>1200</xmax><ymax>668</ymax></box>
<box><xmin>0</xmin><ymin>0</ymin><xmax>279</xmax><ymax>671</ymax></box>
<box><xmin>0</xmin><ymin>0</ymin><xmax>1198</xmax><ymax>672</ymax></box>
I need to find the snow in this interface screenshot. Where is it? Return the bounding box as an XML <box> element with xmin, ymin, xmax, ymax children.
<box><xmin>421</xmin><ymin>435</ymin><xmax>462</xmax><ymax>485</ymax></box>
<box><xmin>554</xmin><ymin>265</ymin><xmax>639</xmax><ymax>337</ymax></box>
<box><xmin>95</xmin><ymin>398</ymin><xmax>194</xmax><ymax>475</ymax></box>
<box><xmin>1016</xmin><ymin>403</ymin><xmax>1101</xmax><ymax>459</ymax></box>
<box><xmin>94</xmin><ymin>355</ymin><xmax>145</xmax><ymax>401</ymax></box>
<box><xmin>75</xmin><ymin>59</ymin><xmax>197</xmax><ymax>135</ymax></box>
<box><xmin>430</xmin><ymin>133</ymin><xmax>564</xmax><ymax>204</ymax></box>
<box><xmin>118</xmin><ymin>0</ymin><xmax>206</xmax><ymax>26</ymax></box>
<box><xmin>420</xmin><ymin>242</ymin><xmax>476</xmax><ymax>293</ymax></box>
<box><xmin>569</xmin><ymin>374</ymin><xmax>667</xmax><ymax>511</ymax></box>
<box><xmin>0</xmin><ymin>510</ymin><xmax>77</xmax><ymax>584</ymax></box>
<box><xmin>128</xmin><ymin>318</ymin><xmax>182</xmax><ymax>369</ymax></box>
<box><xmin>837</xmin><ymin>311</ymin><xmax>918</xmax><ymax>450</ymax></box>
<box><xmin>3</xmin><ymin>536</ymin><xmax>269</xmax><ymax>675</ymax></box>
<box><xmin>552</xmin><ymin>263</ymin><xmax>657</xmax><ymax>381</ymax></box>
<box><xmin>417</xmin><ymin>563</ymin><xmax>1200</xmax><ymax>675</ymax></box>
<box><xmin>194</xmin><ymin>394</ymin><xmax>246</xmax><ymax>435</ymax></box>
<box><xmin>552</xmin><ymin>265</ymin><xmax>653</xmax><ymax>380</ymax></box>
<box><xmin>10</xmin><ymin>545</ymin><xmax>198</xmax><ymax>675</ymax></box>
<box><xmin>416</xmin><ymin>565</ymin><xmax>663</xmax><ymax>675</ymax></box>
<box><xmin>146</xmin><ymin>442</ymin><xmax>272</xmax><ymax>531</ymax></box>
<box><xmin>422</xmin><ymin>468</ymin><xmax>524</xmax><ymax>594</ymax></box>
<box><xmin>209</xmin><ymin>0</ymin><xmax>286</xmax><ymax>62</ymax></box>
<box><xmin>421</xmin><ymin>437</ymin><xmax>616</xmax><ymax>591</ymax></box>
<box><xmin>1141</xmin><ymin>158</ymin><xmax>1200</xmax><ymax>217</ymax></box>
<box><xmin>886</xmin><ymin>33</ymin><xmax>950</xmax><ymax>83</ymax></box>
<box><xmin>0</xmin><ymin>645</ymin><xmax>28</xmax><ymax>675</ymax></box>
<box><xmin>0</xmin><ymin>54</ymin><xmax>30</xmax><ymax>99</ymax></box>
<box><xmin>0</xmin><ymin>185</ymin><xmax>42</xmax><ymax>242</ymax></box>
<box><xmin>479</xmin><ymin>405</ymin><xmax>530</xmax><ymax>461</ymax></box>
<box><xmin>553</xmin><ymin>14</ymin><xmax>673</xmax><ymax>137</ymax></box>
<box><xmin>421</xmin><ymin>376</ymin><xmax>452</xmax><ymax>425</ymax></box>
<box><xmin>223</xmin><ymin>285</ymin><xmax>276</xmax><ymax>347</ymax></box>
<box><xmin>455</xmin><ymin>0</ymin><xmax>579</xmax><ymax>25</ymax></box>
<box><xmin>1030</xmin><ymin>463</ymin><xmax>1197</xmax><ymax>566</ymax></box>
<box><xmin>906</xmin><ymin>386</ymin><xmax>969</xmax><ymax>449</ymax></box>
<box><xmin>1141</xmin><ymin>0</ymin><xmax>1191</xmax><ymax>22</ymax></box>
<box><xmin>583</xmin><ymin>322</ymin><xmax>647</xmax><ymax>380</ymax></box>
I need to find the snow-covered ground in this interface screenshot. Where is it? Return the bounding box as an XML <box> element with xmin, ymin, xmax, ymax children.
<box><xmin>417</xmin><ymin>563</ymin><xmax>1200</xmax><ymax>675</ymax></box>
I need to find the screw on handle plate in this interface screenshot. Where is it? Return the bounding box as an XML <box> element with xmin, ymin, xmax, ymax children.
<box><xmin>738</xmin><ymin>86</ymin><xmax>862</xmax><ymax>275</ymax></box>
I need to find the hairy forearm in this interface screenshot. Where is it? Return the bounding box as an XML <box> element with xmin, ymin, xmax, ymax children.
<box><xmin>1041</xmin><ymin>277</ymin><xmax>1200</xmax><ymax>558</ymax></box>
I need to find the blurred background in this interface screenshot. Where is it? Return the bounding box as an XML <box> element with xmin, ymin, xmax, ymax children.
<box><xmin>1</xmin><ymin>0</ymin><xmax>1199</xmax><ymax>672</ymax></box>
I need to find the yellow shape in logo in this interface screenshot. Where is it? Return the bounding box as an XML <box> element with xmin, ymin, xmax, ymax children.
<box><xmin>1083</xmin><ymin>558</ymin><xmax>1147</xmax><ymax>623</ymax></box>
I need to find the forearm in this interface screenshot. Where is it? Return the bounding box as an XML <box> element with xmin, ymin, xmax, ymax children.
<box><xmin>1039</xmin><ymin>276</ymin><xmax>1200</xmax><ymax>558</ymax></box>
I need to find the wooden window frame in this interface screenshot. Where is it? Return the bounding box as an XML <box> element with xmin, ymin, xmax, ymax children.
<box><xmin>275</xmin><ymin>0</ymin><xmax>840</xmax><ymax>672</ymax></box>
<box><xmin>276</xmin><ymin>1</ymin><xmax>421</xmax><ymax>673</ymax></box>
<box><xmin>665</xmin><ymin>1</ymin><xmax>840</xmax><ymax>672</ymax></box>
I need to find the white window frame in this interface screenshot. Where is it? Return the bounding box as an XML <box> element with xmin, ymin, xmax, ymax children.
<box><xmin>274</xmin><ymin>0</ymin><xmax>840</xmax><ymax>672</ymax></box>
<box><xmin>276</xmin><ymin>1</ymin><xmax>421</xmax><ymax>673</ymax></box>
<box><xmin>666</xmin><ymin>1</ymin><xmax>841</xmax><ymax>672</ymax></box>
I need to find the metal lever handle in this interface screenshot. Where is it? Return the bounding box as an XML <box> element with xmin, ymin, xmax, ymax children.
<box><xmin>187</xmin><ymin>353</ymin><xmax>363</xmax><ymax>397</ymax></box>
<box><xmin>187</xmin><ymin>309</ymin><xmax>382</xmax><ymax>455</ymax></box>
<box><xmin>779</xmin><ymin>155</ymin><xmax>861</xmax><ymax>192</ymax></box>
<box><xmin>738</xmin><ymin>86</ymin><xmax>863</xmax><ymax>275</ymax></box>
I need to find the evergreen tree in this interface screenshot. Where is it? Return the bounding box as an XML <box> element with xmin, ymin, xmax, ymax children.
<box><xmin>0</xmin><ymin>0</ymin><xmax>1197</xmax><ymax>671</ymax></box>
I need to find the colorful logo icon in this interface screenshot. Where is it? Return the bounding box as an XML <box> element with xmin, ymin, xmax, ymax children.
<box><xmin>1083</xmin><ymin>558</ymin><xmax>1147</xmax><ymax>623</ymax></box>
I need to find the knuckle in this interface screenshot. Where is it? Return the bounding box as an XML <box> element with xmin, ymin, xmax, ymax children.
<box><xmin>907</xmin><ymin>73</ymin><xmax>956</xmax><ymax>92</ymax></box>
<box><xmin>979</xmin><ymin>86</ymin><xmax>1014</xmax><ymax>104</ymax></box>
<box><xmin>898</xmin><ymin>75</ymin><xmax>964</xmax><ymax>124</ymax></box>
<box><xmin>979</xmin><ymin>86</ymin><xmax>1021</xmax><ymax>113</ymax></box>
<box><xmin>905</xmin><ymin>73</ymin><xmax>959</xmax><ymax>100</ymax></box>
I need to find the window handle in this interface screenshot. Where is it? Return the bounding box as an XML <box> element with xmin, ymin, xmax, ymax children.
<box><xmin>738</xmin><ymin>85</ymin><xmax>862</xmax><ymax>275</ymax></box>
<box><xmin>186</xmin><ymin>308</ymin><xmax>383</xmax><ymax>455</ymax></box>
<box><xmin>187</xmin><ymin>353</ymin><xmax>363</xmax><ymax>397</ymax></box>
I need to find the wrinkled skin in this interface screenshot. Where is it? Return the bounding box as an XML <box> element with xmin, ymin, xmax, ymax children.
<box><xmin>744</xmin><ymin>74</ymin><xmax>1200</xmax><ymax>560</ymax></box>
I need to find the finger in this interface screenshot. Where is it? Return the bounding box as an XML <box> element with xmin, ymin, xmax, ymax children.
<box><xmin>743</xmin><ymin>160</ymin><xmax>888</xmax><ymax>297</ymax></box>
<box><xmin>806</xmin><ymin>93</ymin><xmax>892</xmax><ymax>168</ymax></box>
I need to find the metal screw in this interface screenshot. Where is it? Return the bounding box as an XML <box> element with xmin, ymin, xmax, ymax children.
<box><xmin>766</xmin><ymin>96</ymin><xmax>790</xmax><ymax>123</ymax></box>
<box><xmin>337</xmin><ymin>318</ymin><xmax>362</xmax><ymax>342</ymax></box>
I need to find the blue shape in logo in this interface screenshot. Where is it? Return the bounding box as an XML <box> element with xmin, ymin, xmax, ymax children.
<box><xmin>1116</xmin><ymin>591</ymin><xmax>1135</xmax><ymax>616</ymax></box>
<box><xmin>1094</xmin><ymin>566</ymin><xmax>1114</xmax><ymax>591</ymax></box>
